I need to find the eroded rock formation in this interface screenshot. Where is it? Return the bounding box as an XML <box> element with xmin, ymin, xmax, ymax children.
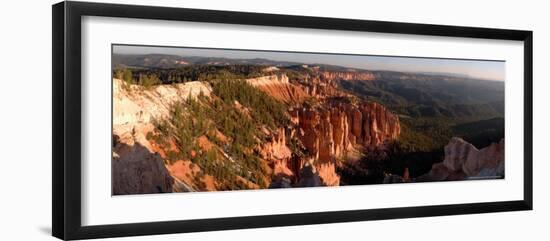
<box><xmin>246</xmin><ymin>74</ymin><xmax>309</xmax><ymax>104</ymax></box>
<box><xmin>112</xmin><ymin>133</ymin><xmax>174</xmax><ymax>195</ymax></box>
<box><xmin>284</xmin><ymin>100</ymin><xmax>400</xmax><ymax>187</ymax></box>
<box><xmin>245</xmin><ymin>72</ymin><xmax>401</xmax><ymax>188</ymax></box>
<box><xmin>419</xmin><ymin>137</ymin><xmax>505</xmax><ymax>181</ymax></box>
<box><xmin>112</xmin><ymin>78</ymin><xmax>213</xmax><ymax>194</ymax></box>
<box><xmin>291</xmin><ymin>101</ymin><xmax>401</xmax><ymax>163</ymax></box>
<box><xmin>258</xmin><ymin>127</ymin><xmax>295</xmax><ymax>180</ymax></box>
<box><xmin>113</xmin><ymin>78</ymin><xmax>212</xmax><ymax>126</ymax></box>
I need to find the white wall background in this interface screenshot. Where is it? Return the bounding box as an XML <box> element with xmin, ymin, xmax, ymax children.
<box><xmin>0</xmin><ymin>0</ymin><xmax>547</xmax><ymax>240</ymax></box>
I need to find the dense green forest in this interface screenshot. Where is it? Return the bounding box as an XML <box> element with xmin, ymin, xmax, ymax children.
<box><xmin>114</xmin><ymin>65</ymin><xmax>270</xmax><ymax>84</ymax></box>
<box><xmin>337</xmin><ymin>73</ymin><xmax>504</xmax><ymax>119</ymax></box>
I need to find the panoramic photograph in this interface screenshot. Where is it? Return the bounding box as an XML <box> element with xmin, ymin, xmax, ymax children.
<box><xmin>111</xmin><ymin>45</ymin><xmax>505</xmax><ymax>195</ymax></box>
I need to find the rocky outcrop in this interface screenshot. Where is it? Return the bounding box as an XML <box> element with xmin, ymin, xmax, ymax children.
<box><xmin>112</xmin><ymin>133</ymin><xmax>174</xmax><ymax>195</ymax></box>
<box><xmin>347</xmin><ymin>102</ymin><xmax>401</xmax><ymax>146</ymax></box>
<box><xmin>246</xmin><ymin>74</ymin><xmax>309</xmax><ymax>104</ymax></box>
<box><xmin>444</xmin><ymin>137</ymin><xmax>505</xmax><ymax>177</ymax></box>
<box><xmin>247</xmin><ymin>73</ymin><xmax>290</xmax><ymax>85</ymax></box>
<box><xmin>112</xmin><ymin>78</ymin><xmax>213</xmax><ymax>194</ymax></box>
<box><xmin>292</xmin><ymin>107</ymin><xmax>350</xmax><ymax>163</ymax></box>
<box><xmin>258</xmin><ymin>127</ymin><xmax>295</xmax><ymax>179</ymax></box>
<box><xmin>259</xmin><ymin>127</ymin><xmax>292</xmax><ymax>162</ymax></box>
<box><xmin>113</xmin><ymin>78</ymin><xmax>212</xmax><ymax>126</ymax></box>
<box><xmin>419</xmin><ymin>137</ymin><xmax>505</xmax><ymax>181</ymax></box>
<box><xmin>316</xmin><ymin>162</ymin><xmax>340</xmax><ymax>186</ymax></box>
<box><xmin>287</xmin><ymin>100</ymin><xmax>400</xmax><ymax>187</ymax></box>
<box><xmin>291</xmin><ymin>101</ymin><xmax>400</xmax><ymax>163</ymax></box>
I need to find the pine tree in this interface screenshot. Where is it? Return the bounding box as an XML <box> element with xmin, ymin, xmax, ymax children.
<box><xmin>122</xmin><ymin>69</ymin><xmax>133</xmax><ymax>85</ymax></box>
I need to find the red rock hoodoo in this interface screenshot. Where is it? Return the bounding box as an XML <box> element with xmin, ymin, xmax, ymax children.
<box><xmin>291</xmin><ymin>101</ymin><xmax>400</xmax><ymax>163</ymax></box>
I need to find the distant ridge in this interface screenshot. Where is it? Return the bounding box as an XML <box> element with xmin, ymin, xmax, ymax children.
<box><xmin>112</xmin><ymin>53</ymin><xmax>502</xmax><ymax>81</ymax></box>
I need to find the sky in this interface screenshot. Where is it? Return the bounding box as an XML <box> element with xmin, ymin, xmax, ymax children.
<box><xmin>113</xmin><ymin>45</ymin><xmax>505</xmax><ymax>81</ymax></box>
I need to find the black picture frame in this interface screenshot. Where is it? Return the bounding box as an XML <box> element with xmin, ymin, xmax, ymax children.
<box><xmin>52</xmin><ymin>1</ymin><xmax>533</xmax><ymax>240</ymax></box>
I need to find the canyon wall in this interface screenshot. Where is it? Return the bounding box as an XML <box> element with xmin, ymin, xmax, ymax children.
<box><xmin>113</xmin><ymin>78</ymin><xmax>212</xmax><ymax>127</ymax></box>
<box><xmin>246</xmin><ymin>74</ymin><xmax>309</xmax><ymax>104</ymax></box>
<box><xmin>112</xmin><ymin>78</ymin><xmax>213</xmax><ymax>194</ymax></box>
<box><xmin>112</xmin><ymin>132</ymin><xmax>175</xmax><ymax>195</ymax></box>
<box><xmin>286</xmin><ymin>100</ymin><xmax>400</xmax><ymax>186</ymax></box>
<box><xmin>247</xmin><ymin>72</ymin><xmax>400</xmax><ymax>187</ymax></box>
<box><xmin>347</xmin><ymin>102</ymin><xmax>401</xmax><ymax>147</ymax></box>
<box><xmin>291</xmin><ymin>101</ymin><xmax>401</xmax><ymax>163</ymax></box>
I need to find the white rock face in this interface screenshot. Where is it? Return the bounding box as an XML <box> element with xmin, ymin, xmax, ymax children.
<box><xmin>113</xmin><ymin>78</ymin><xmax>212</xmax><ymax>127</ymax></box>
<box><xmin>419</xmin><ymin>137</ymin><xmax>505</xmax><ymax>181</ymax></box>
<box><xmin>112</xmin><ymin>79</ymin><xmax>212</xmax><ymax>194</ymax></box>
<box><xmin>443</xmin><ymin>137</ymin><xmax>504</xmax><ymax>176</ymax></box>
<box><xmin>262</xmin><ymin>66</ymin><xmax>280</xmax><ymax>72</ymax></box>
<box><xmin>112</xmin><ymin>77</ymin><xmax>212</xmax><ymax>153</ymax></box>
<box><xmin>246</xmin><ymin>74</ymin><xmax>289</xmax><ymax>86</ymax></box>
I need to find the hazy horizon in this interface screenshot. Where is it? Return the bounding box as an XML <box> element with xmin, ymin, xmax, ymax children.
<box><xmin>113</xmin><ymin>45</ymin><xmax>505</xmax><ymax>81</ymax></box>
